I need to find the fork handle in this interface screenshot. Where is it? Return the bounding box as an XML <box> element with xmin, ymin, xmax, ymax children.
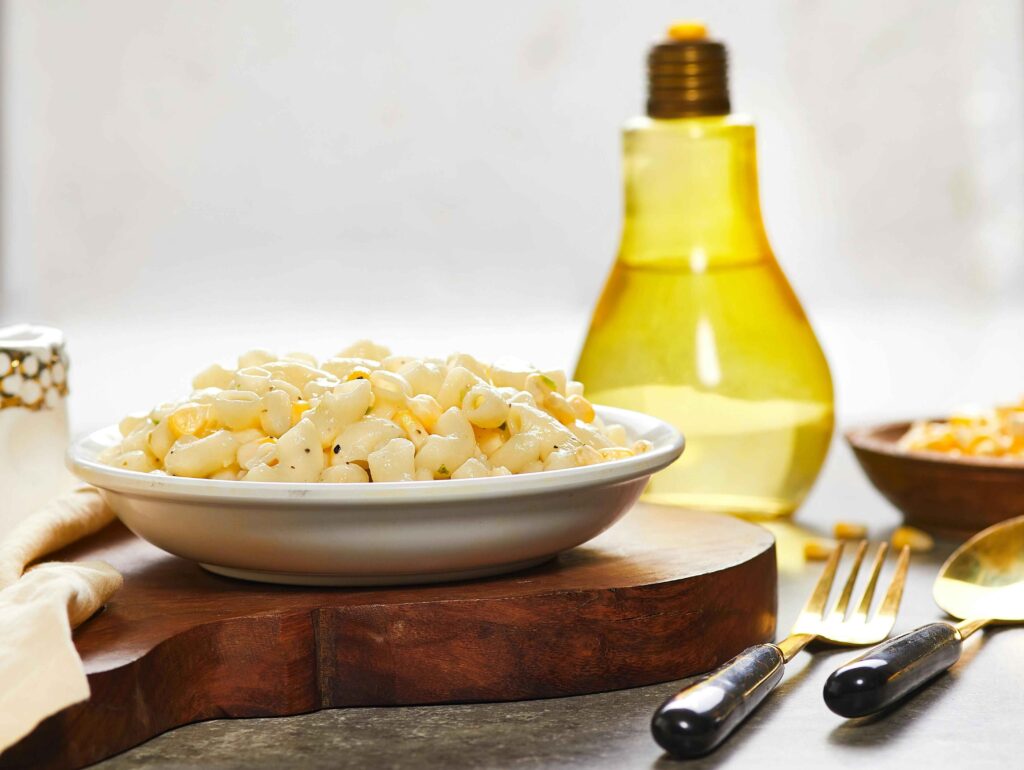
<box><xmin>823</xmin><ymin>622</ymin><xmax>962</xmax><ymax>718</ymax></box>
<box><xmin>651</xmin><ymin>643</ymin><xmax>785</xmax><ymax>758</ymax></box>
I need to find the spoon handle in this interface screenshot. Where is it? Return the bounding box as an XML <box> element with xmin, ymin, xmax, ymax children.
<box><xmin>651</xmin><ymin>643</ymin><xmax>785</xmax><ymax>758</ymax></box>
<box><xmin>822</xmin><ymin>622</ymin><xmax>962</xmax><ymax>717</ymax></box>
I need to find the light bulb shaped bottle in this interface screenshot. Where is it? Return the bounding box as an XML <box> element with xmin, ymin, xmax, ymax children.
<box><xmin>575</xmin><ymin>24</ymin><xmax>834</xmax><ymax>518</ymax></box>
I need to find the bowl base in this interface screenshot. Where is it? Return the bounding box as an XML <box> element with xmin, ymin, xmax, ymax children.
<box><xmin>200</xmin><ymin>555</ymin><xmax>553</xmax><ymax>586</ymax></box>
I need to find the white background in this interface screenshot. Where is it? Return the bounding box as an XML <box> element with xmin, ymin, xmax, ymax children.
<box><xmin>2</xmin><ymin>0</ymin><xmax>1023</xmax><ymax>432</ymax></box>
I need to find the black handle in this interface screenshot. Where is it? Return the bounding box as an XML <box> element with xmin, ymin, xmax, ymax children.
<box><xmin>651</xmin><ymin>643</ymin><xmax>785</xmax><ymax>758</ymax></box>
<box><xmin>823</xmin><ymin>622</ymin><xmax>962</xmax><ymax>718</ymax></box>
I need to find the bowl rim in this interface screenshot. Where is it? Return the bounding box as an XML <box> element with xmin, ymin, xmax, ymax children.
<box><xmin>68</xmin><ymin>404</ymin><xmax>685</xmax><ymax>504</ymax></box>
<box><xmin>846</xmin><ymin>419</ymin><xmax>1024</xmax><ymax>472</ymax></box>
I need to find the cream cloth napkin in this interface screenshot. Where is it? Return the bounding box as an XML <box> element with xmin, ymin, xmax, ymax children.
<box><xmin>0</xmin><ymin>487</ymin><xmax>122</xmax><ymax>753</ymax></box>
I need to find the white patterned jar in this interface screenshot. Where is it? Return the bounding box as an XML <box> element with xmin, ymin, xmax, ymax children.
<box><xmin>0</xmin><ymin>325</ymin><xmax>73</xmax><ymax>538</ymax></box>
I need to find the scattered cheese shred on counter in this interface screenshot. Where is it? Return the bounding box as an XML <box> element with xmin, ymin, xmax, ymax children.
<box><xmin>833</xmin><ymin>521</ymin><xmax>868</xmax><ymax>540</ymax></box>
<box><xmin>891</xmin><ymin>526</ymin><xmax>934</xmax><ymax>553</ymax></box>
<box><xmin>803</xmin><ymin>539</ymin><xmax>837</xmax><ymax>561</ymax></box>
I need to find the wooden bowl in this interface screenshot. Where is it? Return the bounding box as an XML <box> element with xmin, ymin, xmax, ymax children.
<box><xmin>846</xmin><ymin>420</ymin><xmax>1024</xmax><ymax>540</ymax></box>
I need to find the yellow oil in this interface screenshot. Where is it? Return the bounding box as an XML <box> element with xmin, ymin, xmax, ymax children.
<box><xmin>575</xmin><ymin>116</ymin><xmax>833</xmax><ymax>518</ymax></box>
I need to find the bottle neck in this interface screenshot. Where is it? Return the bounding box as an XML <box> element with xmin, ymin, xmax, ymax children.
<box><xmin>618</xmin><ymin>116</ymin><xmax>772</xmax><ymax>270</ymax></box>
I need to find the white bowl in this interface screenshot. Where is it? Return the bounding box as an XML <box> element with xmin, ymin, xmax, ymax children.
<box><xmin>68</xmin><ymin>406</ymin><xmax>684</xmax><ymax>586</ymax></box>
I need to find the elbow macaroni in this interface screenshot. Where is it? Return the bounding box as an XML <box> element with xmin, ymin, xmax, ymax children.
<box><xmin>101</xmin><ymin>341</ymin><xmax>652</xmax><ymax>482</ymax></box>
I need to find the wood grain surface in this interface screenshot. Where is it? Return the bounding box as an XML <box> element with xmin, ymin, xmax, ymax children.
<box><xmin>0</xmin><ymin>503</ymin><xmax>776</xmax><ymax>770</ymax></box>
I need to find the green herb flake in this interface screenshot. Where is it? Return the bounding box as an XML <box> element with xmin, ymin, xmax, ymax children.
<box><xmin>540</xmin><ymin>375</ymin><xmax>557</xmax><ymax>390</ymax></box>
<box><xmin>438</xmin><ymin>465</ymin><xmax>449</xmax><ymax>476</ymax></box>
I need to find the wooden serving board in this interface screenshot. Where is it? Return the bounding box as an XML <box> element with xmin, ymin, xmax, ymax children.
<box><xmin>2</xmin><ymin>504</ymin><xmax>776</xmax><ymax>770</ymax></box>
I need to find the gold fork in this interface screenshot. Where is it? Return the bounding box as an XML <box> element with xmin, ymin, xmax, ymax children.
<box><xmin>652</xmin><ymin>541</ymin><xmax>910</xmax><ymax>758</ymax></box>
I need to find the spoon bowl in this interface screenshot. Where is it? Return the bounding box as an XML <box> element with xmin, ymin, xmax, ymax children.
<box><xmin>934</xmin><ymin>515</ymin><xmax>1024</xmax><ymax>623</ymax></box>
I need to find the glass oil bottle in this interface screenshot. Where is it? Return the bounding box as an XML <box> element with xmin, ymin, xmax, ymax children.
<box><xmin>575</xmin><ymin>23</ymin><xmax>834</xmax><ymax>518</ymax></box>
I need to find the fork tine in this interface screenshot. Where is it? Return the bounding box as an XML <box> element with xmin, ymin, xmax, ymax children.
<box><xmin>852</xmin><ymin>542</ymin><xmax>888</xmax><ymax>620</ymax></box>
<box><xmin>828</xmin><ymin>540</ymin><xmax>868</xmax><ymax>621</ymax></box>
<box><xmin>877</xmin><ymin>545</ymin><xmax>911</xmax><ymax>619</ymax></box>
<box><xmin>802</xmin><ymin>542</ymin><xmax>843</xmax><ymax>618</ymax></box>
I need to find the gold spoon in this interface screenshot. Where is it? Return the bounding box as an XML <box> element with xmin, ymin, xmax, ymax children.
<box><xmin>823</xmin><ymin>515</ymin><xmax>1024</xmax><ymax>717</ymax></box>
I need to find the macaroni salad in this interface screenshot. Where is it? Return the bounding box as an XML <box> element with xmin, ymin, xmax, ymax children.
<box><xmin>101</xmin><ymin>341</ymin><xmax>651</xmax><ymax>482</ymax></box>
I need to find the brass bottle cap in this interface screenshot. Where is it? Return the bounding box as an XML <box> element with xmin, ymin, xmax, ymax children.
<box><xmin>647</xmin><ymin>21</ymin><xmax>730</xmax><ymax>119</ymax></box>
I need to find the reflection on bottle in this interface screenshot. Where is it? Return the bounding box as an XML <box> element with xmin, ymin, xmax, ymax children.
<box><xmin>695</xmin><ymin>318</ymin><xmax>721</xmax><ymax>388</ymax></box>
